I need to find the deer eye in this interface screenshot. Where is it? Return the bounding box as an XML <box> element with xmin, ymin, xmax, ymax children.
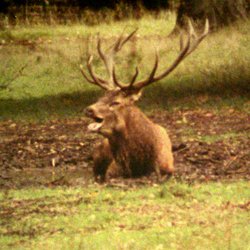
<box><xmin>109</xmin><ymin>101</ymin><xmax>120</xmax><ymax>107</ymax></box>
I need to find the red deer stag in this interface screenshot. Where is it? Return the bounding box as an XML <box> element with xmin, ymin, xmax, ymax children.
<box><xmin>80</xmin><ymin>20</ymin><xmax>209</xmax><ymax>182</ymax></box>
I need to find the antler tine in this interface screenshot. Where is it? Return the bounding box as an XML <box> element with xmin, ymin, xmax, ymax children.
<box><xmin>80</xmin><ymin>29</ymin><xmax>138</xmax><ymax>90</ymax></box>
<box><xmin>132</xmin><ymin>50</ymin><xmax>159</xmax><ymax>89</ymax></box>
<box><xmin>112</xmin><ymin>66</ymin><xmax>124</xmax><ymax>89</ymax></box>
<box><xmin>185</xmin><ymin>18</ymin><xmax>209</xmax><ymax>57</ymax></box>
<box><xmin>80</xmin><ymin>60</ymin><xmax>108</xmax><ymax>88</ymax></box>
<box><xmin>153</xmin><ymin>33</ymin><xmax>191</xmax><ymax>81</ymax></box>
<box><xmin>113</xmin><ymin>50</ymin><xmax>159</xmax><ymax>90</ymax></box>
<box><xmin>96</xmin><ymin>29</ymin><xmax>138</xmax><ymax>88</ymax></box>
<box><xmin>129</xmin><ymin>66</ymin><xmax>139</xmax><ymax>88</ymax></box>
<box><xmin>129</xmin><ymin>19</ymin><xmax>209</xmax><ymax>90</ymax></box>
<box><xmin>81</xmin><ymin>21</ymin><xmax>209</xmax><ymax>92</ymax></box>
<box><xmin>188</xmin><ymin>19</ymin><xmax>197</xmax><ymax>39</ymax></box>
<box><xmin>97</xmin><ymin>35</ymin><xmax>105</xmax><ymax>62</ymax></box>
<box><xmin>127</xmin><ymin>34</ymin><xmax>191</xmax><ymax>90</ymax></box>
<box><xmin>116</xmin><ymin>28</ymin><xmax>138</xmax><ymax>52</ymax></box>
<box><xmin>112</xmin><ymin>66</ymin><xmax>140</xmax><ymax>90</ymax></box>
<box><xmin>180</xmin><ymin>32</ymin><xmax>185</xmax><ymax>51</ymax></box>
<box><xmin>133</xmin><ymin>37</ymin><xmax>189</xmax><ymax>90</ymax></box>
<box><xmin>97</xmin><ymin>35</ymin><xmax>114</xmax><ymax>86</ymax></box>
<box><xmin>113</xmin><ymin>33</ymin><xmax>125</xmax><ymax>52</ymax></box>
<box><xmin>112</xmin><ymin>48</ymin><xmax>159</xmax><ymax>91</ymax></box>
<box><xmin>86</xmin><ymin>55</ymin><xmax>111</xmax><ymax>90</ymax></box>
<box><xmin>80</xmin><ymin>64</ymin><xmax>95</xmax><ymax>84</ymax></box>
<box><xmin>108</xmin><ymin>28</ymin><xmax>138</xmax><ymax>53</ymax></box>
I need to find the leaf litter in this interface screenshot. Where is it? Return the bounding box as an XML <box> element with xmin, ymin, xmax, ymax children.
<box><xmin>0</xmin><ymin>109</ymin><xmax>249</xmax><ymax>189</ymax></box>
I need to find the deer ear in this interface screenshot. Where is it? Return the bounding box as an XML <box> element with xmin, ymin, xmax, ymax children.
<box><xmin>131</xmin><ymin>90</ymin><xmax>142</xmax><ymax>102</ymax></box>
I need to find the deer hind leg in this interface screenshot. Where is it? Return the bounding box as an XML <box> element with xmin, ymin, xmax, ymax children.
<box><xmin>158</xmin><ymin>155</ymin><xmax>174</xmax><ymax>182</ymax></box>
<box><xmin>155</xmin><ymin>126</ymin><xmax>174</xmax><ymax>181</ymax></box>
<box><xmin>154</xmin><ymin>163</ymin><xmax>173</xmax><ymax>183</ymax></box>
<box><xmin>155</xmin><ymin>145</ymin><xmax>174</xmax><ymax>182</ymax></box>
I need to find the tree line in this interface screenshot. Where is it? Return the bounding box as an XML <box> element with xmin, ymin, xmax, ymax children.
<box><xmin>0</xmin><ymin>0</ymin><xmax>173</xmax><ymax>26</ymax></box>
<box><xmin>0</xmin><ymin>0</ymin><xmax>249</xmax><ymax>30</ymax></box>
<box><xmin>0</xmin><ymin>0</ymin><xmax>170</xmax><ymax>12</ymax></box>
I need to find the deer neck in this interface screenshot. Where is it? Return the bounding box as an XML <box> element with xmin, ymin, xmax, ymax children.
<box><xmin>108</xmin><ymin>104</ymin><xmax>154</xmax><ymax>146</ymax></box>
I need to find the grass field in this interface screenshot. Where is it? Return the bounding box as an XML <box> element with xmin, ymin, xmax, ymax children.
<box><xmin>0</xmin><ymin>14</ymin><xmax>249</xmax><ymax>121</ymax></box>
<box><xmin>0</xmin><ymin>14</ymin><xmax>249</xmax><ymax>250</ymax></box>
<box><xmin>1</xmin><ymin>181</ymin><xmax>250</xmax><ymax>250</ymax></box>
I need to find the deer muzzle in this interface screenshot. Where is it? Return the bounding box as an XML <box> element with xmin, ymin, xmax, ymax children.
<box><xmin>85</xmin><ymin>106</ymin><xmax>104</xmax><ymax>133</ymax></box>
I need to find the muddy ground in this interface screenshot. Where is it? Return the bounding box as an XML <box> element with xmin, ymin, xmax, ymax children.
<box><xmin>0</xmin><ymin>109</ymin><xmax>249</xmax><ymax>189</ymax></box>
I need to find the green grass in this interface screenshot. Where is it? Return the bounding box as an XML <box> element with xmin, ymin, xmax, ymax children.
<box><xmin>0</xmin><ymin>16</ymin><xmax>249</xmax><ymax>121</ymax></box>
<box><xmin>0</xmin><ymin>13</ymin><xmax>175</xmax><ymax>41</ymax></box>
<box><xmin>198</xmin><ymin>132</ymin><xmax>249</xmax><ymax>144</ymax></box>
<box><xmin>0</xmin><ymin>181</ymin><xmax>249</xmax><ymax>250</ymax></box>
<box><xmin>1</xmin><ymin>15</ymin><xmax>249</xmax><ymax>250</ymax></box>
<box><xmin>178</xmin><ymin>129</ymin><xmax>249</xmax><ymax>144</ymax></box>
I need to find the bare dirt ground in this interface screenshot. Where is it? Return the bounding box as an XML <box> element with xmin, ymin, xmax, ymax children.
<box><xmin>0</xmin><ymin>109</ymin><xmax>249</xmax><ymax>189</ymax></box>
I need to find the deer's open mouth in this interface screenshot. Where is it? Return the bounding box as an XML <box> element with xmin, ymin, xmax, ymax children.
<box><xmin>94</xmin><ymin>117</ymin><xmax>103</xmax><ymax>123</ymax></box>
<box><xmin>87</xmin><ymin>116</ymin><xmax>104</xmax><ymax>132</ymax></box>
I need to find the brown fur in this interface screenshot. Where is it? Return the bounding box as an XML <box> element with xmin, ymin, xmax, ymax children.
<box><xmin>83</xmin><ymin>24</ymin><xmax>209</xmax><ymax>181</ymax></box>
<box><xmin>87</xmin><ymin>90</ymin><xmax>174</xmax><ymax>181</ymax></box>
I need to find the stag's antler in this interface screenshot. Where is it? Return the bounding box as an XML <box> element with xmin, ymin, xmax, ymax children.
<box><xmin>80</xmin><ymin>29</ymin><xmax>138</xmax><ymax>90</ymax></box>
<box><xmin>80</xmin><ymin>19</ymin><xmax>209</xmax><ymax>91</ymax></box>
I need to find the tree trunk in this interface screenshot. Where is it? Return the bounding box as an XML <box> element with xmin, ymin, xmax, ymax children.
<box><xmin>172</xmin><ymin>0</ymin><xmax>249</xmax><ymax>33</ymax></box>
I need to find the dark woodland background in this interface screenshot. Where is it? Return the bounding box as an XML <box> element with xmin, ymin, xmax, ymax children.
<box><xmin>1</xmin><ymin>0</ymin><xmax>249</xmax><ymax>29</ymax></box>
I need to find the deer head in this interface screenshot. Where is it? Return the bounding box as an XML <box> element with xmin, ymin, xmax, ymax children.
<box><xmin>81</xmin><ymin>20</ymin><xmax>209</xmax><ymax>133</ymax></box>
